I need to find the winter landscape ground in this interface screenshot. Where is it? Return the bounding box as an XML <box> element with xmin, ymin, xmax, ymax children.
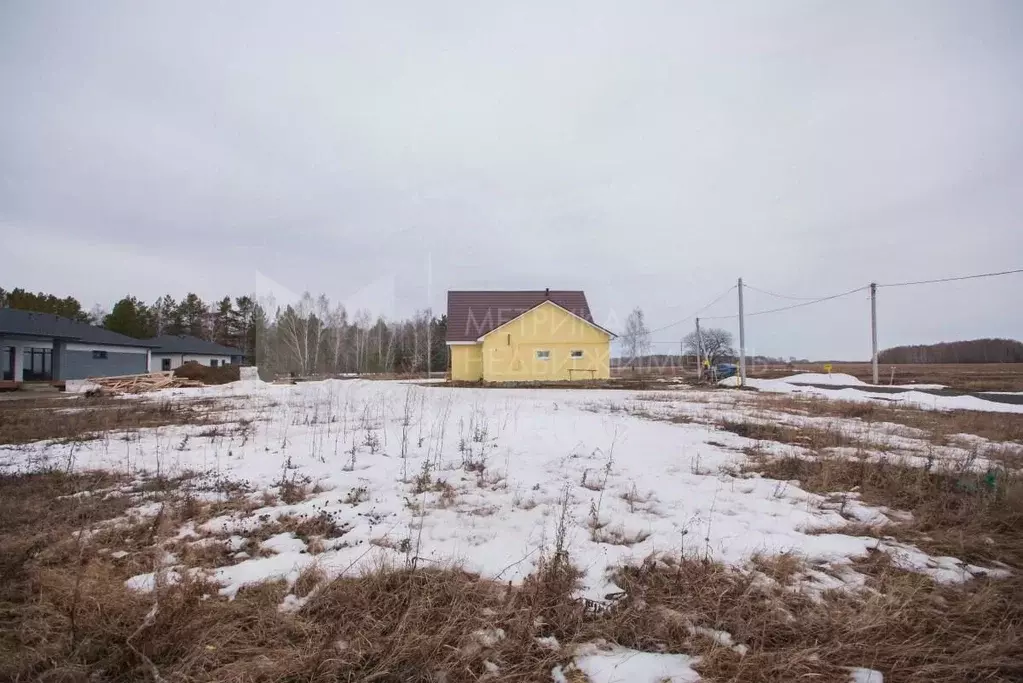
<box><xmin>1</xmin><ymin>374</ymin><xmax>1021</xmax><ymax>682</ymax></box>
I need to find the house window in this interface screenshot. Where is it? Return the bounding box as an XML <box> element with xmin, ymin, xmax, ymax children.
<box><xmin>535</xmin><ymin>350</ymin><xmax>550</xmax><ymax>360</ymax></box>
<box><xmin>570</xmin><ymin>350</ymin><xmax>584</xmax><ymax>359</ymax></box>
<box><xmin>210</xmin><ymin>359</ymin><xmax>219</xmax><ymax>368</ymax></box>
<box><xmin>23</xmin><ymin>348</ymin><xmax>53</xmax><ymax>381</ymax></box>
<box><xmin>161</xmin><ymin>358</ymin><xmax>171</xmax><ymax>371</ymax></box>
<box><xmin>92</xmin><ymin>350</ymin><xmax>108</xmax><ymax>360</ymax></box>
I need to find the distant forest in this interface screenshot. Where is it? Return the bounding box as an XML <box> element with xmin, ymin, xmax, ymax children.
<box><xmin>879</xmin><ymin>338</ymin><xmax>1023</xmax><ymax>364</ymax></box>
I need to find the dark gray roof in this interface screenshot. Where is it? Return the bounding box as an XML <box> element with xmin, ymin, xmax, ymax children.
<box><xmin>0</xmin><ymin>308</ymin><xmax>158</xmax><ymax>347</ymax></box>
<box><xmin>148</xmin><ymin>334</ymin><xmax>242</xmax><ymax>356</ymax></box>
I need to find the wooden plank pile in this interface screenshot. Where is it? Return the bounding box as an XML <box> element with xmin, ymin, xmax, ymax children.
<box><xmin>86</xmin><ymin>371</ymin><xmax>205</xmax><ymax>394</ymax></box>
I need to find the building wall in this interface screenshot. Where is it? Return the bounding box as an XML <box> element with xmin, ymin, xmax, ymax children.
<box><xmin>0</xmin><ymin>338</ymin><xmax>151</xmax><ymax>381</ymax></box>
<box><xmin>480</xmin><ymin>301</ymin><xmax>611</xmax><ymax>382</ymax></box>
<box><xmin>150</xmin><ymin>353</ymin><xmax>233</xmax><ymax>372</ymax></box>
<box><xmin>64</xmin><ymin>349</ymin><xmax>149</xmax><ymax>379</ymax></box>
<box><xmin>449</xmin><ymin>344</ymin><xmax>484</xmax><ymax>381</ymax></box>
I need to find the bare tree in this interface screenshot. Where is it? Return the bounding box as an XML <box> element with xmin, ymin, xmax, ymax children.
<box><xmin>620</xmin><ymin>307</ymin><xmax>651</xmax><ymax>369</ymax></box>
<box><xmin>311</xmin><ymin>294</ymin><xmax>330</xmax><ymax>373</ymax></box>
<box><xmin>87</xmin><ymin>304</ymin><xmax>108</xmax><ymax>326</ymax></box>
<box><xmin>324</xmin><ymin>303</ymin><xmax>348</xmax><ymax>373</ymax></box>
<box><xmin>352</xmin><ymin>310</ymin><xmax>371</xmax><ymax>373</ymax></box>
<box><xmin>277</xmin><ymin>305</ymin><xmax>309</xmax><ymax>375</ymax></box>
<box><xmin>683</xmin><ymin>327</ymin><xmax>734</xmax><ymax>367</ymax></box>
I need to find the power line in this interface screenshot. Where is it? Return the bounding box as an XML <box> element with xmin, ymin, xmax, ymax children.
<box><xmin>702</xmin><ymin>284</ymin><xmax>868</xmax><ymax>320</ymax></box>
<box><xmin>878</xmin><ymin>267</ymin><xmax>1023</xmax><ymax>288</ymax></box>
<box><xmin>639</xmin><ymin>267</ymin><xmax>1020</xmax><ymax>349</ymax></box>
<box><xmin>743</xmin><ymin>283</ymin><xmax>829</xmax><ymax>301</ymax></box>
<box><xmin>646</xmin><ymin>285</ymin><xmax>736</xmax><ymax>335</ymax></box>
<box><xmin>747</xmin><ymin>285</ymin><xmax>869</xmax><ymax>317</ymax></box>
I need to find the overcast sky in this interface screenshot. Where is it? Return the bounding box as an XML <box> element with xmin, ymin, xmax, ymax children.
<box><xmin>2</xmin><ymin>1</ymin><xmax>1021</xmax><ymax>359</ymax></box>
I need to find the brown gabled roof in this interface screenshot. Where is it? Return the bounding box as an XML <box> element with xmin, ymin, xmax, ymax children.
<box><xmin>446</xmin><ymin>290</ymin><xmax>600</xmax><ymax>342</ymax></box>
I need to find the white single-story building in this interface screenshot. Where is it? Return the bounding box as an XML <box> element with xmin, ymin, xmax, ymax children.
<box><xmin>147</xmin><ymin>334</ymin><xmax>243</xmax><ymax>372</ymax></box>
<box><xmin>1</xmin><ymin>308</ymin><xmax>156</xmax><ymax>387</ymax></box>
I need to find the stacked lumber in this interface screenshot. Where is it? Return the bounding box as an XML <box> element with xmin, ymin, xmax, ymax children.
<box><xmin>86</xmin><ymin>371</ymin><xmax>205</xmax><ymax>394</ymax></box>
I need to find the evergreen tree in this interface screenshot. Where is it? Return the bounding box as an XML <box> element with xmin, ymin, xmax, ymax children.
<box><xmin>151</xmin><ymin>295</ymin><xmax>179</xmax><ymax>336</ymax></box>
<box><xmin>0</xmin><ymin>287</ymin><xmax>89</xmax><ymax>322</ymax></box>
<box><xmin>430</xmin><ymin>314</ymin><xmax>448</xmax><ymax>373</ymax></box>
<box><xmin>175</xmin><ymin>293</ymin><xmax>207</xmax><ymax>339</ymax></box>
<box><xmin>102</xmin><ymin>296</ymin><xmax>151</xmax><ymax>338</ymax></box>
<box><xmin>211</xmin><ymin>296</ymin><xmax>234</xmax><ymax>345</ymax></box>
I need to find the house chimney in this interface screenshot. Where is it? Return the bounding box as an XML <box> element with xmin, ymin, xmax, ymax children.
<box><xmin>544</xmin><ymin>288</ymin><xmax>550</xmax><ymax>298</ymax></box>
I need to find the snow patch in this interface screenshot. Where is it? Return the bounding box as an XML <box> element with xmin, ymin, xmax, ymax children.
<box><xmin>848</xmin><ymin>667</ymin><xmax>884</xmax><ymax>683</ymax></box>
<box><xmin>567</xmin><ymin>642</ymin><xmax>702</xmax><ymax>682</ymax></box>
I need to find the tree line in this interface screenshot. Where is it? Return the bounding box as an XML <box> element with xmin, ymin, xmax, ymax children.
<box><xmin>879</xmin><ymin>338</ymin><xmax>1023</xmax><ymax>364</ymax></box>
<box><xmin>0</xmin><ymin>287</ymin><xmax>448</xmax><ymax>376</ymax></box>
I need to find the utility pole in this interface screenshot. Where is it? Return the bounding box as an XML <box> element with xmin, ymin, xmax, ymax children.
<box><xmin>426</xmin><ymin>308</ymin><xmax>432</xmax><ymax>379</ymax></box>
<box><xmin>737</xmin><ymin>278</ymin><xmax>747</xmax><ymax>386</ymax></box>
<box><xmin>870</xmin><ymin>282</ymin><xmax>878</xmax><ymax>385</ymax></box>
<box><xmin>695</xmin><ymin>317</ymin><xmax>704</xmax><ymax>381</ymax></box>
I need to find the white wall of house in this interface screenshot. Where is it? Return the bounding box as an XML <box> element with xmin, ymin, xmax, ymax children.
<box><xmin>150</xmin><ymin>353</ymin><xmax>232</xmax><ymax>372</ymax></box>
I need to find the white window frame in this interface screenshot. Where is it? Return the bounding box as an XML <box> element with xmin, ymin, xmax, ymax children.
<box><xmin>570</xmin><ymin>350</ymin><xmax>584</xmax><ymax>359</ymax></box>
<box><xmin>535</xmin><ymin>350</ymin><xmax>551</xmax><ymax>360</ymax></box>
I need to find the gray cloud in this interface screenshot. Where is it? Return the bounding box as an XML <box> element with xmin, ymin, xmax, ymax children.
<box><xmin>2</xmin><ymin>1</ymin><xmax>1021</xmax><ymax>359</ymax></box>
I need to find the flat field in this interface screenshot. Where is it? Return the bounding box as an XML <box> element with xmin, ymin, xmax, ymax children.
<box><xmin>1</xmin><ymin>378</ymin><xmax>1020</xmax><ymax>682</ymax></box>
<box><xmin>760</xmin><ymin>362</ymin><xmax>1023</xmax><ymax>392</ymax></box>
<box><xmin>615</xmin><ymin>362</ymin><xmax>1023</xmax><ymax>392</ymax></box>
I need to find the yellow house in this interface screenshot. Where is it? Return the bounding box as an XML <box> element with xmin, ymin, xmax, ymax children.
<box><xmin>446</xmin><ymin>289</ymin><xmax>614</xmax><ymax>382</ymax></box>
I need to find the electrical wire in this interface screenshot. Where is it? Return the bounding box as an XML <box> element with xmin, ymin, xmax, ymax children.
<box><xmin>747</xmin><ymin>285</ymin><xmax>869</xmax><ymax>317</ymax></box>
<box><xmin>624</xmin><ymin>267</ymin><xmax>1020</xmax><ymax>341</ymax></box>
<box><xmin>878</xmin><ymin>268</ymin><xmax>1023</xmax><ymax>288</ymax></box>
<box><xmin>742</xmin><ymin>283</ymin><xmax>830</xmax><ymax>301</ymax></box>
<box><xmin>702</xmin><ymin>284</ymin><xmax>868</xmax><ymax>320</ymax></box>
<box><xmin>645</xmin><ymin>285</ymin><xmax>737</xmax><ymax>335</ymax></box>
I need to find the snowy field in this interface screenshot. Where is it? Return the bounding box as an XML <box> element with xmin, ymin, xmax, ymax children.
<box><xmin>2</xmin><ymin>374</ymin><xmax>1016</xmax><ymax>614</ymax></box>
<box><xmin>722</xmin><ymin>371</ymin><xmax>1023</xmax><ymax>413</ymax></box>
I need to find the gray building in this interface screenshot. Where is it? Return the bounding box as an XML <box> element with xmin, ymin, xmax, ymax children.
<box><xmin>0</xmin><ymin>308</ymin><xmax>156</xmax><ymax>386</ymax></box>
<box><xmin>147</xmin><ymin>334</ymin><xmax>243</xmax><ymax>372</ymax></box>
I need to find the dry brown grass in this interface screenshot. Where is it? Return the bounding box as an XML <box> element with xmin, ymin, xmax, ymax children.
<box><xmin>719</xmin><ymin>418</ymin><xmax>868</xmax><ymax>451</ymax></box>
<box><xmin>745</xmin><ymin>452</ymin><xmax>1023</xmax><ymax>569</ymax></box>
<box><xmin>0</xmin><ymin>395</ymin><xmax>233</xmax><ymax>445</ymax></box>
<box><xmin>0</xmin><ymin>469</ymin><xmax>584</xmax><ymax>681</ymax></box>
<box><xmin>2</xmin><ymin>470</ymin><xmax>1022</xmax><ymax>682</ymax></box>
<box><xmin>603</xmin><ymin>554</ymin><xmax>1022</xmax><ymax>682</ymax></box>
<box><xmin>752</xmin><ymin>393</ymin><xmax>1023</xmax><ymax>446</ymax></box>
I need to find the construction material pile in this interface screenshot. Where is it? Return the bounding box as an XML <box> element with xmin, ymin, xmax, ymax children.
<box><xmin>86</xmin><ymin>371</ymin><xmax>204</xmax><ymax>395</ymax></box>
<box><xmin>173</xmin><ymin>361</ymin><xmax>241</xmax><ymax>385</ymax></box>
